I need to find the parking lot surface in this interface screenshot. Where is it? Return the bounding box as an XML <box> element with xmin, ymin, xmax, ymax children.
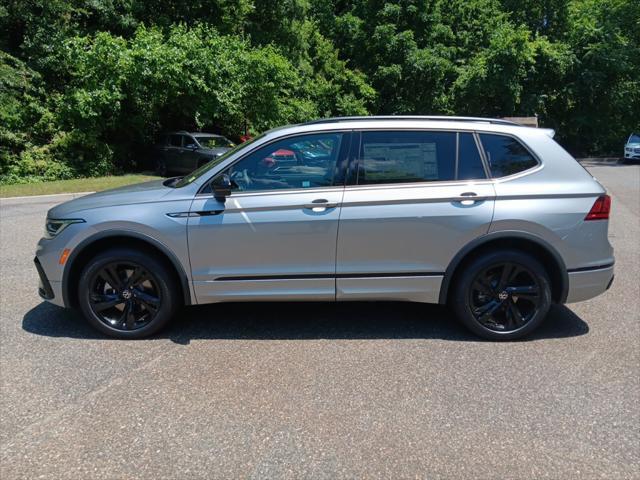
<box><xmin>1</xmin><ymin>164</ymin><xmax>638</xmax><ymax>479</ymax></box>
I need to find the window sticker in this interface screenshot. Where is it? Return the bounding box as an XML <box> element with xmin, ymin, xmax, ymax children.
<box><xmin>363</xmin><ymin>142</ymin><xmax>438</xmax><ymax>181</ymax></box>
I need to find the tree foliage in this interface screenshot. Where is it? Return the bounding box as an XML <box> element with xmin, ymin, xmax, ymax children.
<box><xmin>1</xmin><ymin>0</ymin><xmax>638</xmax><ymax>182</ymax></box>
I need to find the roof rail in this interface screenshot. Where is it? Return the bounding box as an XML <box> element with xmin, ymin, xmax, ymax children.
<box><xmin>302</xmin><ymin>115</ymin><xmax>520</xmax><ymax>126</ymax></box>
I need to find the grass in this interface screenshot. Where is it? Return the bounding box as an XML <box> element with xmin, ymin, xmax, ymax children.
<box><xmin>0</xmin><ymin>174</ymin><xmax>162</xmax><ymax>198</ymax></box>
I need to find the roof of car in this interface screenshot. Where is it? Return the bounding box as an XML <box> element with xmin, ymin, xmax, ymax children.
<box><xmin>261</xmin><ymin>115</ymin><xmax>554</xmax><ymax>140</ymax></box>
<box><xmin>168</xmin><ymin>131</ymin><xmax>224</xmax><ymax>137</ymax></box>
<box><xmin>303</xmin><ymin>115</ymin><xmax>520</xmax><ymax>126</ymax></box>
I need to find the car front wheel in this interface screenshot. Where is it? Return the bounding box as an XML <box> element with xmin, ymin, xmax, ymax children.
<box><xmin>78</xmin><ymin>248</ymin><xmax>178</xmax><ymax>339</ymax></box>
<box><xmin>451</xmin><ymin>250</ymin><xmax>552</xmax><ymax>340</ymax></box>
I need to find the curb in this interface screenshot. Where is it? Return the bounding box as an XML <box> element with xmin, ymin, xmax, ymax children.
<box><xmin>0</xmin><ymin>191</ymin><xmax>94</xmax><ymax>204</ymax></box>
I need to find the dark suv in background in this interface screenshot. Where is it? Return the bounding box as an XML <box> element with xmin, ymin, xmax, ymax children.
<box><xmin>154</xmin><ymin>132</ymin><xmax>235</xmax><ymax>175</ymax></box>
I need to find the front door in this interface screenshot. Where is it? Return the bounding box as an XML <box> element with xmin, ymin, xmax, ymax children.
<box><xmin>188</xmin><ymin>131</ymin><xmax>350</xmax><ymax>303</ymax></box>
<box><xmin>182</xmin><ymin>135</ymin><xmax>200</xmax><ymax>173</ymax></box>
<box><xmin>336</xmin><ymin>130</ymin><xmax>495</xmax><ymax>303</ymax></box>
<box><xmin>165</xmin><ymin>134</ymin><xmax>184</xmax><ymax>172</ymax></box>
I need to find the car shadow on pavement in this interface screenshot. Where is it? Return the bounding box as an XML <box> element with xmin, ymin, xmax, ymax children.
<box><xmin>23</xmin><ymin>301</ymin><xmax>589</xmax><ymax>344</ymax></box>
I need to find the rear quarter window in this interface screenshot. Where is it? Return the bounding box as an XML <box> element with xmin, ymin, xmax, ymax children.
<box><xmin>479</xmin><ymin>133</ymin><xmax>538</xmax><ymax>178</ymax></box>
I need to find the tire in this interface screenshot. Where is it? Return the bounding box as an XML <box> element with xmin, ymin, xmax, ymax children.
<box><xmin>155</xmin><ymin>158</ymin><xmax>168</xmax><ymax>176</ymax></box>
<box><xmin>450</xmin><ymin>249</ymin><xmax>552</xmax><ymax>341</ymax></box>
<box><xmin>78</xmin><ymin>248</ymin><xmax>179</xmax><ymax>339</ymax></box>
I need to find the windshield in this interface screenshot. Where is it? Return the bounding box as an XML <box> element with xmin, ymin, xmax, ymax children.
<box><xmin>175</xmin><ymin>134</ymin><xmax>265</xmax><ymax>187</ymax></box>
<box><xmin>196</xmin><ymin>136</ymin><xmax>235</xmax><ymax>149</ymax></box>
<box><xmin>629</xmin><ymin>134</ymin><xmax>640</xmax><ymax>144</ymax></box>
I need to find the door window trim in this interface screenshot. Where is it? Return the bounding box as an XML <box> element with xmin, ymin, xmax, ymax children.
<box><xmin>197</xmin><ymin>130</ymin><xmax>354</xmax><ymax>196</ymax></box>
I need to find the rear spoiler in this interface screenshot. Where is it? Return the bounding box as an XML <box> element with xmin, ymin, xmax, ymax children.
<box><xmin>541</xmin><ymin>128</ymin><xmax>556</xmax><ymax>138</ymax></box>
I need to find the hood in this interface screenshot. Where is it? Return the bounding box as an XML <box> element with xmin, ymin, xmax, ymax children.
<box><xmin>48</xmin><ymin>179</ymin><xmax>172</xmax><ymax>217</ymax></box>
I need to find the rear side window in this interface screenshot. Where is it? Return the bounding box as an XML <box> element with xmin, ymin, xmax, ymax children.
<box><xmin>458</xmin><ymin>133</ymin><xmax>486</xmax><ymax>180</ymax></box>
<box><xmin>479</xmin><ymin>133</ymin><xmax>538</xmax><ymax>177</ymax></box>
<box><xmin>357</xmin><ymin>131</ymin><xmax>456</xmax><ymax>184</ymax></box>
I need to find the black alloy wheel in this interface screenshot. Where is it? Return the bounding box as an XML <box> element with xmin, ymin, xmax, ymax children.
<box><xmin>469</xmin><ymin>262</ymin><xmax>542</xmax><ymax>332</ymax></box>
<box><xmin>451</xmin><ymin>250</ymin><xmax>552</xmax><ymax>340</ymax></box>
<box><xmin>78</xmin><ymin>248</ymin><xmax>178</xmax><ymax>339</ymax></box>
<box><xmin>88</xmin><ymin>262</ymin><xmax>161</xmax><ymax>331</ymax></box>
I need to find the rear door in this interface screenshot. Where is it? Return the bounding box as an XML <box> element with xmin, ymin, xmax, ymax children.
<box><xmin>188</xmin><ymin>131</ymin><xmax>351</xmax><ymax>303</ymax></box>
<box><xmin>336</xmin><ymin>130</ymin><xmax>495</xmax><ymax>303</ymax></box>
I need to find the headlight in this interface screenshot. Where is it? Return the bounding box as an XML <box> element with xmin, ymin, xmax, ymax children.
<box><xmin>625</xmin><ymin>147</ymin><xmax>631</xmax><ymax>152</ymax></box>
<box><xmin>44</xmin><ymin>218</ymin><xmax>85</xmax><ymax>239</ymax></box>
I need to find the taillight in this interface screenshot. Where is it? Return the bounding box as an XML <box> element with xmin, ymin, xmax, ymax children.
<box><xmin>585</xmin><ymin>195</ymin><xmax>611</xmax><ymax>220</ymax></box>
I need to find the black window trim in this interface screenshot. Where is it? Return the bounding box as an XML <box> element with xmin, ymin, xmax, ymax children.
<box><xmin>472</xmin><ymin>132</ymin><xmax>492</xmax><ymax>179</ymax></box>
<box><xmin>474</xmin><ymin>131</ymin><xmax>542</xmax><ymax>180</ymax></box>
<box><xmin>197</xmin><ymin>130</ymin><xmax>354</xmax><ymax>196</ymax></box>
<box><xmin>347</xmin><ymin>128</ymin><xmax>490</xmax><ymax>188</ymax></box>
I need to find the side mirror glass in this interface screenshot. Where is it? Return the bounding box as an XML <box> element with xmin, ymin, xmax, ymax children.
<box><xmin>213</xmin><ymin>174</ymin><xmax>232</xmax><ymax>201</ymax></box>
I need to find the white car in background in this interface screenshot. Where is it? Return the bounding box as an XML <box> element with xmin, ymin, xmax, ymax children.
<box><xmin>624</xmin><ymin>133</ymin><xmax>640</xmax><ymax>162</ymax></box>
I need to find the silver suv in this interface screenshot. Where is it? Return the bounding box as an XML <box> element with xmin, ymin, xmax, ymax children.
<box><xmin>35</xmin><ymin>116</ymin><xmax>614</xmax><ymax>340</ymax></box>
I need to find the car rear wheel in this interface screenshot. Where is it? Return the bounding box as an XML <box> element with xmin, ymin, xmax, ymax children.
<box><xmin>78</xmin><ymin>248</ymin><xmax>178</xmax><ymax>339</ymax></box>
<box><xmin>451</xmin><ymin>250</ymin><xmax>552</xmax><ymax>340</ymax></box>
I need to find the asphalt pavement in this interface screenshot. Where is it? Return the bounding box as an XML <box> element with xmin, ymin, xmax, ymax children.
<box><xmin>1</xmin><ymin>164</ymin><xmax>638</xmax><ymax>479</ymax></box>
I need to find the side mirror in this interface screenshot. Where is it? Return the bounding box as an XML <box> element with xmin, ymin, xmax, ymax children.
<box><xmin>185</xmin><ymin>144</ymin><xmax>199</xmax><ymax>150</ymax></box>
<box><xmin>213</xmin><ymin>174</ymin><xmax>232</xmax><ymax>201</ymax></box>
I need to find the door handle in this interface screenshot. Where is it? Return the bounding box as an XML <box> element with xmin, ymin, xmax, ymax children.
<box><xmin>304</xmin><ymin>199</ymin><xmax>338</xmax><ymax>211</ymax></box>
<box><xmin>456</xmin><ymin>192</ymin><xmax>480</xmax><ymax>206</ymax></box>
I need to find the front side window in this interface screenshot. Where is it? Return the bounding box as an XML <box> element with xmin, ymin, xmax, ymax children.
<box><xmin>183</xmin><ymin>136</ymin><xmax>198</xmax><ymax>148</ymax></box>
<box><xmin>176</xmin><ymin>134</ymin><xmax>265</xmax><ymax>188</ymax></box>
<box><xmin>479</xmin><ymin>133</ymin><xmax>538</xmax><ymax>177</ymax></box>
<box><xmin>169</xmin><ymin>134</ymin><xmax>182</xmax><ymax>147</ymax></box>
<box><xmin>356</xmin><ymin>131</ymin><xmax>456</xmax><ymax>184</ymax></box>
<box><xmin>220</xmin><ymin>133</ymin><xmax>343</xmax><ymax>192</ymax></box>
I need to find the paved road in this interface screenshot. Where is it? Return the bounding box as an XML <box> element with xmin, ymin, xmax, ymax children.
<box><xmin>1</xmin><ymin>165</ymin><xmax>638</xmax><ymax>479</ymax></box>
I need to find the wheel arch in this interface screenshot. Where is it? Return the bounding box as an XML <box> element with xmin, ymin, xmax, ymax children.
<box><xmin>439</xmin><ymin>231</ymin><xmax>568</xmax><ymax>305</ymax></box>
<box><xmin>62</xmin><ymin>230</ymin><xmax>192</xmax><ymax>308</ymax></box>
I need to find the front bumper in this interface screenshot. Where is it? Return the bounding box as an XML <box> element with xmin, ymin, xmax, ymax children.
<box><xmin>566</xmin><ymin>264</ymin><xmax>614</xmax><ymax>303</ymax></box>
<box><xmin>34</xmin><ymin>257</ymin><xmax>54</xmax><ymax>300</ymax></box>
<box><xmin>34</xmin><ymin>251</ymin><xmax>67</xmax><ymax>307</ymax></box>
